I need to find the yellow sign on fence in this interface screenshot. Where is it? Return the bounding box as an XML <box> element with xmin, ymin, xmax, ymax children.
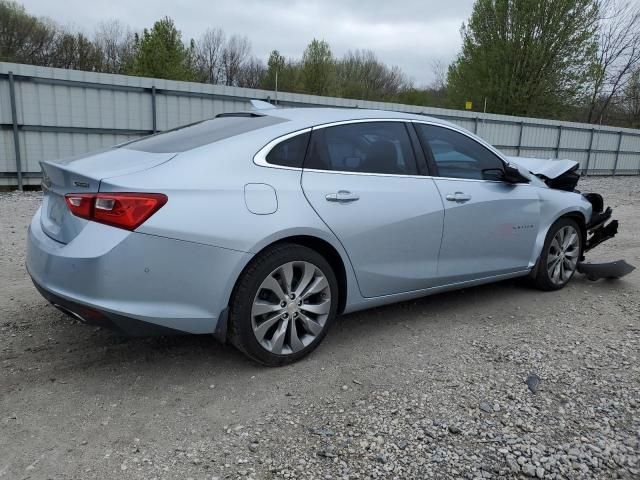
<box><xmin>465</xmin><ymin>101</ymin><xmax>473</xmax><ymax>110</ymax></box>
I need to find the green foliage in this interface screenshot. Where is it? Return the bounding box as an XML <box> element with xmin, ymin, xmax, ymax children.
<box><xmin>447</xmin><ymin>0</ymin><xmax>599</xmax><ymax>116</ymax></box>
<box><xmin>262</xmin><ymin>50</ymin><xmax>285</xmax><ymax>90</ymax></box>
<box><xmin>4</xmin><ymin>1</ymin><xmax>640</xmax><ymax>127</ymax></box>
<box><xmin>126</xmin><ymin>17</ymin><xmax>196</xmax><ymax>81</ymax></box>
<box><xmin>334</xmin><ymin>50</ymin><xmax>408</xmax><ymax>100</ymax></box>
<box><xmin>0</xmin><ymin>0</ymin><xmax>57</xmax><ymax>64</ymax></box>
<box><xmin>50</xmin><ymin>33</ymin><xmax>104</xmax><ymax>71</ymax></box>
<box><xmin>301</xmin><ymin>39</ymin><xmax>335</xmax><ymax>95</ymax></box>
<box><xmin>393</xmin><ymin>88</ymin><xmax>448</xmax><ymax>108</ymax></box>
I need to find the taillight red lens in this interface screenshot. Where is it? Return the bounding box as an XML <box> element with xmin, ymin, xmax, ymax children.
<box><xmin>64</xmin><ymin>193</ymin><xmax>167</xmax><ymax>231</ymax></box>
<box><xmin>64</xmin><ymin>194</ymin><xmax>94</xmax><ymax>220</ymax></box>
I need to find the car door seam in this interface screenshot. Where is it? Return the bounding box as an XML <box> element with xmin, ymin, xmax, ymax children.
<box><xmin>431</xmin><ymin>179</ymin><xmax>448</xmax><ymax>276</ymax></box>
<box><xmin>298</xmin><ymin>162</ymin><xmax>367</xmax><ymax>298</ymax></box>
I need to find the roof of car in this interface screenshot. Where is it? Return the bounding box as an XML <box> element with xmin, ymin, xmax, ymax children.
<box><xmin>122</xmin><ymin>107</ymin><xmax>467</xmax><ymax>155</ymax></box>
<box><xmin>258</xmin><ymin>107</ymin><xmax>457</xmax><ymax>129</ymax></box>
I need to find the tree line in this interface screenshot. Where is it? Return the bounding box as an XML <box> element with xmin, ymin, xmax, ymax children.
<box><xmin>1</xmin><ymin>0</ymin><xmax>640</xmax><ymax>128</ymax></box>
<box><xmin>0</xmin><ymin>1</ymin><xmax>436</xmax><ymax>103</ymax></box>
<box><xmin>448</xmin><ymin>0</ymin><xmax>640</xmax><ymax>127</ymax></box>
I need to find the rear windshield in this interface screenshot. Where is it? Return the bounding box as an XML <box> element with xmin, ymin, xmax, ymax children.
<box><xmin>122</xmin><ymin>115</ymin><xmax>287</xmax><ymax>153</ymax></box>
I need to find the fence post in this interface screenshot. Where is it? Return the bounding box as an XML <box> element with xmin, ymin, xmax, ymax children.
<box><xmin>612</xmin><ymin>131</ymin><xmax>623</xmax><ymax>176</ymax></box>
<box><xmin>516</xmin><ymin>121</ymin><xmax>524</xmax><ymax>156</ymax></box>
<box><xmin>8</xmin><ymin>72</ymin><xmax>23</xmax><ymax>191</ymax></box>
<box><xmin>151</xmin><ymin>86</ymin><xmax>158</xmax><ymax>133</ymax></box>
<box><xmin>555</xmin><ymin>125</ymin><xmax>563</xmax><ymax>159</ymax></box>
<box><xmin>474</xmin><ymin>116</ymin><xmax>479</xmax><ymax>134</ymax></box>
<box><xmin>584</xmin><ymin>128</ymin><xmax>595</xmax><ymax>176</ymax></box>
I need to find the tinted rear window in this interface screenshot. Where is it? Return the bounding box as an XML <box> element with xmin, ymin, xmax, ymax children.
<box><xmin>266</xmin><ymin>132</ymin><xmax>311</xmax><ymax>168</ymax></box>
<box><xmin>123</xmin><ymin>115</ymin><xmax>287</xmax><ymax>153</ymax></box>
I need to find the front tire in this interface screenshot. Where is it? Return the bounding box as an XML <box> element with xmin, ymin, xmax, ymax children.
<box><xmin>532</xmin><ymin>218</ymin><xmax>582</xmax><ymax>291</ymax></box>
<box><xmin>228</xmin><ymin>243</ymin><xmax>339</xmax><ymax>366</ymax></box>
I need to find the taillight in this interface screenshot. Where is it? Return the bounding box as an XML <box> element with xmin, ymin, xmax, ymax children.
<box><xmin>65</xmin><ymin>193</ymin><xmax>167</xmax><ymax>231</ymax></box>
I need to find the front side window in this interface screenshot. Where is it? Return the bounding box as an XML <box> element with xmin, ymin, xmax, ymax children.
<box><xmin>305</xmin><ymin>122</ymin><xmax>418</xmax><ymax>175</ymax></box>
<box><xmin>415</xmin><ymin>124</ymin><xmax>504</xmax><ymax>180</ymax></box>
<box><xmin>265</xmin><ymin>132</ymin><xmax>310</xmax><ymax>168</ymax></box>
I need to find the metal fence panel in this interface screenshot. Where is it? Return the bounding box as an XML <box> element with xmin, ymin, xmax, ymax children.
<box><xmin>518</xmin><ymin>147</ymin><xmax>555</xmax><ymax>158</ymax></box>
<box><xmin>2</xmin><ymin>61</ymin><xmax>640</xmax><ymax>189</ymax></box>
<box><xmin>483</xmin><ymin>121</ymin><xmax>521</xmax><ymax>149</ymax></box>
<box><xmin>1</xmin><ymin>130</ymin><xmax>14</xmax><ymax>170</ymax></box>
<box><xmin>562</xmin><ymin>129</ymin><xmax>592</xmax><ymax>149</ymax></box>
<box><xmin>594</xmin><ymin>131</ymin><xmax>620</xmax><ymax>151</ymax></box>
<box><xmin>522</xmin><ymin>125</ymin><xmax>558</xmax><ymax>149</ymax></box>
<box><xmin>622</xmin><ymin>134</ymin><xmax>640</xmax><ymax>152</ymax></box>
<box><xmin>617</xmin><ymin>152</ymin><xmax>640</xmax><ymax>173</ymax></box>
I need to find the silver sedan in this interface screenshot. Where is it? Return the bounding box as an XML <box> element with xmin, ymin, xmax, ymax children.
<box><xmin>26</xmin><ymin>106</ymin><xmax>619</xmax><ymax>365</ymax></box>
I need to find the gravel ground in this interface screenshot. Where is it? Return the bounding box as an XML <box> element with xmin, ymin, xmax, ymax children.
<box><xmin>1</xmin><ymin>176</ymin><xmax>639</xmax><ymax>480</ymax></box>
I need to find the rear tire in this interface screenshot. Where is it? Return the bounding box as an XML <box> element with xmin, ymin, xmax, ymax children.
<box><xmin>228</xmin><ymin>243</ymin><xmax>339</xmax><ymax>366</ymax></box>
<box><xmin>532</xmin><ymin>218</ymin><xmax>582</xmax><ymax>291</ymax></box>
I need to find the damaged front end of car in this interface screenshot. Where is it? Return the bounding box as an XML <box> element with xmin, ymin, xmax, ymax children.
<box><xmin>578</xmin><ymin>191</ymin><xmax>635</xmax><ymax>279</ymax></box>
<box><xmin>582</xmin><ymin>193</ymin><xmax>618</xmax><ymax>253</ymax></box>
<box><xmin>507</xmin><ymin>156</ymin><xmax>635</xmax><ymax>280</ymax></box>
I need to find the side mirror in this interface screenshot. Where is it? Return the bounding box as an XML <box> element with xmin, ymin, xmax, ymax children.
<box><xmin>503</xmin><ymin>164</ymin><xmax>530</xmax><ymax>184</ymax></box>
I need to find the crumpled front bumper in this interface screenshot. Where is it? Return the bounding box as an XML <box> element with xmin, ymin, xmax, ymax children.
<box><xmin>577</xmin><ymin>192</ymin><xmax>634</xmax><ymax>280</ymax></box>
<box><xmin>582</xmin><ymin>193</ymin><xmax>619</xmax><ymax>253</ymax></box>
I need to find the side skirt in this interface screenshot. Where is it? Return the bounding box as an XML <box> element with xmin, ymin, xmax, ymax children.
<box><xmin>343</xmin><ymin>269</ymin><xmax>531</xmax><ymax>314</ymax></box>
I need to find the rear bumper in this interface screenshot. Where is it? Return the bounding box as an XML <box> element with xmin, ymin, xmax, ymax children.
<box><xmin>26</xmin><ymin>208</ymin><xmax>252</xmax><ymax>335</ymax></box>
<box><xmin>31</xmin><ymin>279</ymin><xmax>184</xmax><ymax>336</ymax></box>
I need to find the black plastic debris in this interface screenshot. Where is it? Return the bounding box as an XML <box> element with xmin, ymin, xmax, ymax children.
<box><xmin>577</xmin><ymin>260</ymin><xmax>635</xmax><ymax>281</ymax></box>
<box><xmin>585</xmin><ymin>220</ymin><xmax>619</xmax><ymax>252</ymax></box>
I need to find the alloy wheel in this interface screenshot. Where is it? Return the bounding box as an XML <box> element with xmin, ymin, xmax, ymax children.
<box><xmin>547</xmin><ymin>225</ymin><xmax>580</xmax><ymax>286</ymax></box>
<box><xmin>251</xmin><ymin>261</ymin><xmax>331</xmax><ymax>355</ymax></box>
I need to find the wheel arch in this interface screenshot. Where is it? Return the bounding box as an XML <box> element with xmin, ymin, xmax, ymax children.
<box><xmin>230</xmin><ymin>232</ymin><xmax>353</xmax><ymax>317</ymax></box>
<box><xmin>557</xmin><ymin>211</ymin><xmax>587</xmax><ymax>260</ymax></box>
<box><xmin>262</xmin><ymin>235</ymin><xmax>349</xmax><ymax>314</ymax></box>
<box><xmin>532</xmin><ymin>209</ymin><xmax>588</xmax><ymax>277</ymax></box>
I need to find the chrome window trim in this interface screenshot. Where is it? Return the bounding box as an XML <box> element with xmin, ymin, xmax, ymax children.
<box><xmin>252</xmin><ymin>117</ymin><xmax>513</xmax><ymax>183</ymax></box>
<box><xmin>253</xmin><ymin>128</ymin><xmax>312</xmax><ymax>170</ymax></box>
<box><xmin>311</xmin><ymin>118</ymin><xmax>409</xmax><ymax>130</ymax></box>
<box><xmin>431</xmin><ymin>176</ymin><xmax>530</xmax><ymax>186</ymax></box>
<box><xmin>301</xmin><ymin>168</ymin><xmax>432</xmax><ymax>180</ymax></box>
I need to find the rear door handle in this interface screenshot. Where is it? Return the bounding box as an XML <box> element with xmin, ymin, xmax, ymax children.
<box><xmin>326</xmin><ymin>190</ymin><xmax>360</xmax><ymax>203</ymax></box>
<box><xmin>445</xmin><ymin>192</ymin><xmax>472</xmax><ymax>203</ymax></box>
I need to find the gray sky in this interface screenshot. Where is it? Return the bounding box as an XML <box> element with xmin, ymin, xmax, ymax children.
<box><xmin>21</xmin><ymin>0</ymin><xmax>476</xmax><ymax>85</ymax></box>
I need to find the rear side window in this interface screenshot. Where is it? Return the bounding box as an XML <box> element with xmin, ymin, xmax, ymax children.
<box><xmin>414</xmin><ymin>124</ymin><xmax>504</xmax><ymax>180</ymax></box>
<box><xmin>305</xmin><ymin>122</ymin><xmax>418</xmax><ymax>175</ymax></box>
<box><xmin>123</xmin><ymin>115</ymin><xmax>286</xmax><ymax>153</ymax></box>
<box><xmin>266</xmin><ymin>132</ymin><xmax>310</xmax><ymax>168</ymax></box>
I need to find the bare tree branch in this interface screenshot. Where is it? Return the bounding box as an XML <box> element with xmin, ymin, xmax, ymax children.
<box><xmin>221</xmin><ymin>34</ymin><xmax>250</xmax><ymax>86</ymax></box>
<box><xmin>195</xmin><ymin>28</ymin><xmax>225</xmax><ymax>84</ymax></box>
<box><xmin>94</xmin><ymin>19</ymin><xmax>134</xmax><ymax>73</ymax></box>
<box><xmin>587</xmin><ymin>0</ymin><xmax>640</xmax><ymax>122</ymax></box>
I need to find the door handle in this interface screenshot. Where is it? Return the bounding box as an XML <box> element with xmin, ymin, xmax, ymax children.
<box><xmin>445</xmin><ymin>192</ymin><xmax>472</xmax><ymax>203</ymax></box>
<box><xmin>326</xmin><ymin>190</ymin><xmax>360</xmax><ymax>203</ymax></box>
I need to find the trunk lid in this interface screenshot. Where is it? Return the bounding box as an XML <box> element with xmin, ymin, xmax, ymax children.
<box><xmin>40</xmin><ymin>148</ymin><xmax>175</xmax><ymax>244</ymax></box>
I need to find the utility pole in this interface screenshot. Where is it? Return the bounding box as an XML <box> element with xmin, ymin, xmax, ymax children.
<box><xmin>275</xmin><ymin>70</ymin><xmax>278</xmax><ymax>106</ymax></box>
